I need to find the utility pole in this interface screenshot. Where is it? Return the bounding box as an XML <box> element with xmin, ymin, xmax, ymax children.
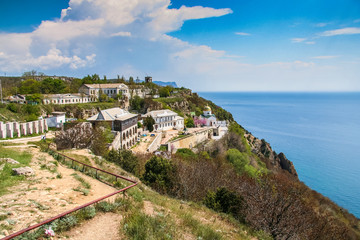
<box><xmin>0</xmin><ymin>79</ymin><xmax>3</xmax><ymax>104</ymax></box>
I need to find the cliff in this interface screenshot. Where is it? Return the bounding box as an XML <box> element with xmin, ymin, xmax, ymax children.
<box><xmin>245</xmin><ymin>133</ymin><xmax>298</xmax><ymax>177</ymax></box>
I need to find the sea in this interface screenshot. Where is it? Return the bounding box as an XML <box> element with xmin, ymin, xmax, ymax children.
<box><xmin>198</xmin><ymin>92</ymin><xmax>360</xmax><ymax>218</ymax></box>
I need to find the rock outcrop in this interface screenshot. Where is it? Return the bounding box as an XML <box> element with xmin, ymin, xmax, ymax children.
<box><xmin>0</xmin><ymin>158</ymin><xmax>20</xmax><ymax>165</ymax></box>
<box><xmin>245</xmin><ymin>133</ymin><xmax>298</xmax><ymax>178</ymax></box>
<box><xmin>12</xmin><ymin>167</ymin><xmax>35</xmax><ymax>176</ymax></box>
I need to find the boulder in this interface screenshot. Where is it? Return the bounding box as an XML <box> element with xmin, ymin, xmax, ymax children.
<box><xmin>278</xmin><ymin>152</ymin><xmax>298</xmax><ymax>177</ymax></box>
<box><xmin>0</xmin><ymin>158</ymin><xmax>20</xmax><ymax>165</ymax></box>
<box><xmin>1</xmin><ymin>230</ymin><xmax>9</xmax><ymax>236</ymax></box>
<box><xmin>12</xmin><ymin>167</ymin><xmax>35</xmax><ymax>176</ymax></box>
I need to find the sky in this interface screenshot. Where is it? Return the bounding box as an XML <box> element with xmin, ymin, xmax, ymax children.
<box><xmin>0</xmin><ymin>0</ymin><xmax>360</xmax><ymax>91</ymax></box>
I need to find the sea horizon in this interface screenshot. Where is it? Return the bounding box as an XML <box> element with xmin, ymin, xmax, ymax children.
<box><xmin>199</xmin><ymin>91</ymin><xmax>360</xmax><ymax>218</ymax></box>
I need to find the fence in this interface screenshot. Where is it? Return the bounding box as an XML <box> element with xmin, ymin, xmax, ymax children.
<box><xmin>2</xmin><ymin>151</ymin><xmax>138</xmax><ymax>240</ymax></box>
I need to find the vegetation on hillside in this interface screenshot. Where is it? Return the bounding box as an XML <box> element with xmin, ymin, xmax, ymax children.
<box><xmin>100</xmin><ymin>123</ymin><xmax>359</xmax><ymax>239</ymax></box>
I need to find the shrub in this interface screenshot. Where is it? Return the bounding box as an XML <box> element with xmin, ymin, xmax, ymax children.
<box><xmin>185</xmin><ymin>118</ymin><xmax>195</xmax><ymax>128</ymax></box>
<box><xmin>226</xmin><ymin>148</ymin><xmax>257</xmax><ymax>178</ymax></box>
<box><xmin>51</xmin><ymin>215</ymin><xmax>78</xmax><ymax>232</ymax></box>
<box><xmin>204</xmin><ymin>187</ymin><xmax>245</xmax><ymax>221</ymax></box>
<box><xmin>141</xmin><ymin>156</ymin><xmax>174</xmax><ymax>194</ymax></box>
<box><xmin>75</xmin><ymin>206</ymin><xmax>96</xmax><ymax>220</ymax></box>
<box><xmin>95</xmin><ymin>201</ymin><xmax>121</xmax><ymax>212</ymax></box>
<box><xmin>176</xmin><ymin>148</ymin><xmax>196</xmax><ymax>159</ymax></box>
<box><xmin>143</xmin><ymin>116</ymin><xmax>155</xmax><ymax>132</ymax></box>
<box><xmin>6</xmin><ymin>103</ymin><xmax>19</xmax><ymax>113</ymax></box>
<box><xmin>106</xmin><ymin>149</ymin><xmax>139</xmax><ymax>175</ymax></box>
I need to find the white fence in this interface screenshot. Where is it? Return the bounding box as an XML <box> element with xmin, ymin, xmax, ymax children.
<box><xmin>0</xmin><ymin>119</ymin><xmax>48</xmax><ymax>139</ymax></box>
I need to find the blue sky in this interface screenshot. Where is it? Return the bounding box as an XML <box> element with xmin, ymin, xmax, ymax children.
<box><xmin>0</xmin><ymin>0</ymin><xmax>359</xmax><ymax>91</ymax></box>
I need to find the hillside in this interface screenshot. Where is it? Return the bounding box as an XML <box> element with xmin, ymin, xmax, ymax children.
<box><xmin>0</xmin><ymin>144</ymin><xmax>268</xmax><ymax>239</ymax></box>
<box><xmin>0</xmin><ymin>81</ymin><xmax>359</xmax><ymax>239</ymax></box>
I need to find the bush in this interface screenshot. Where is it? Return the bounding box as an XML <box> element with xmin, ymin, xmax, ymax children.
<box><xmin>141</xmin><ymin>156</ymin><xmax>174</xmax><ymax>194</ymax></box>
<box><xmin>185</xmin><ymin>118</ymin><xmax>194</xmax><ymax>128</ymax></box>
<box><xmin>22</xmin><ymin>104</ymin><xmax>40</xmax><ymax>116</ymax></box>
<box><xmin>204</xmin><ymin>187</ymin><xmax>245</xmax><ymax>221</ymax></box>
<box><xmin>95</xmin><ymin>201</ymin><xmax>121</xmax><ymax>212</ymax></box>
<box><xmin>143</xmin><ymin>116</ymin><xmax>155</xmax><ymax>132</ymax></box>
<box><xmin>6</xmin><ymin>103</ymin><xmax>19</xmax><ymax>113</ymax></box>
<box><xmin>226</xmin><ymin>148</ymin><xmax>257</xmax><ymax>177</ymax></box>
<box><xmin>176</xmin><ymin>148</ymin><xmax>196</xmax><ymax>159</ymax></box>
<box><xmin>51</xmin><ymin>215</ymin><xmax>78</xmax><ymax>232</ymax></box>
<box><xmin>75</xmin><ymin>206</ymin><xmax>96</xmax><ymax>220</ymax></box>
<box><xmin>106</xmin><ymin>149</ymin><xmax>139</xmax><ymax>175</ymax></box>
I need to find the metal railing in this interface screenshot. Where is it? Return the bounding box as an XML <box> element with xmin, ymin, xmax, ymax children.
<box><xmin>1</xmin><ymin>151</ymin><xmax>138</xmax><ymax>240</ymax></box>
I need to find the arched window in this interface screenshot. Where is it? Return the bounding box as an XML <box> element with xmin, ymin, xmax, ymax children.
<box><xmin>123</xmin><ymin>133</ymin><xmax>126</xmax><ymax>140</ymax></box>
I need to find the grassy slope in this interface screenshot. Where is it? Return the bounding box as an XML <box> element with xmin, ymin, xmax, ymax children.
<box><xmin>0</xmin><ymin>146</ymin><xmax>33</xmax><ymax>196</ymax></box>
<box><xmin>57</xmin><ymin>148</ymin><xmax>270</xmax><ymax>240</ymax></box>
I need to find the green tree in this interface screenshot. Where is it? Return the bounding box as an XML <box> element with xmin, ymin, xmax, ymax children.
<box><xmin>142</xmin><ymin>156</ymin><xmax>174</xmax><ymax>193</ymax></box>
<box><xmin>159</xmin><ymin>87</ymin><xmax>170</xmax><ymax>97</ymax></box>
<box><xmin>26</xmin><ymin>93</ymin><xmax>44</xmax><ymax>104</ymax></box>
<box><xmin>185</xmin><ymin>118</ymin><xmax>195</xmax><ymax>128</ymax></box>
<box><xmin>204</xmin><ymin>187</ymin><xmax>245</xmax><ymax>221</ymax></box>
<box><xmin>68</xmin><ymin>78</ymin><xmax>83</xmax><ymax>93</ymax></box>
<box><xmin>99</xmin><ymin>93</ymin><xmax>108</xmax><ymax>102</ymax></box>
<box><xmin>129</xmin><ymin>76</ymin><xmax>134</xmax><ymax>84</ymax></box>
<box><xmin>19</xmin><ymin>79</ymin><xmax>41</xmax><ymax>94</ymax></box>
<box><xmin>130</xmin><ymin>96</ymin><xmax>144</xmax><ymax>111</ymax></box>
<box><xmin>40</xmin><ymin>78</ymin><xmax>66</xmax><ymax>93</ymax></box>
<box><xmin>144</xmin><ymin>116</ymin><xmax>155</xmax><ymax>132</ymax></box>
<box><xmin>91</xmin><ymin>127</ymin><xmax>108</xmax><ymax>156</ymax></box>
<box><xmin>106</xmin><ymin>149</ymin><xmax>139</xmax><ymax>175</ymax></box>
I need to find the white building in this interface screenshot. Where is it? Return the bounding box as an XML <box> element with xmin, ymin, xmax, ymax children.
<box><xmin>42</xmin><ymin>93</ymin><xmax>95</xmax><ymax>105</ymax></box>
<box><xmin>46</xmin><ymin>112</ymin><xmax>66</xmax><ymax>128</ymax></box>
<box><xmin>142</xmin><ymin>109</ymin><xmax>184</xmax><ymax>131</ymax></box>
<box><xmin>87</xmin><ymin>107</ymin><xmax>138</xmax><ymax>149</ymax></box>
<box><xmin>79</xmin><ymin>83</ymin><xmax>130</xmax><ymax>99</ymax></box>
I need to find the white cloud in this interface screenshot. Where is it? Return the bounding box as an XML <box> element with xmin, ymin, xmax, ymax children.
<box><xmin>305</xmin><ymin>41</ymin><xmax>316</xmax><ymax>45</ymax></box>
<box><xmin>319</xmin><ymin>27</ymin><xmax>360</xmax><ymax>36</ymax></box>
<box><xmin>0</xmin><ymin>0</ymin><xmax>359</xmax><ymax>91</ymax></box>
<box><xmin>291</xmin><ymin>38</ymin><xmax>307</xmax><ymax>43</ymax></box>
<box><xmin>312</xmin><ymin>56</ymin><xmax>339</xmax><ymax>59</ymax></box>
<box><xmin>0</xmin><ymin>0</ymin><xmax>232</xmax><ymax>72</ymax></box>
<box><xmin>33</xmin><ymin>19</ymin><xmax>105</xmax><ymax>42</ymax></box>
<box><xmin>315</xmin><ymin>22</ymin><xmax>329</xmax><ymax>27</ymax></box>
<box><xmin>148</xmin><ymin>5</ymin><xmax>232</xmax><ymax>36</ymax></box>
<box><xmin>235</xmin><ymin>32</ymin><xmax>251</xmax><ymax>36</ymax></box>
<box><xmin>111</xmin><ymin>31</ymin><xmax>132</xmax><ymax>37</ymax></box>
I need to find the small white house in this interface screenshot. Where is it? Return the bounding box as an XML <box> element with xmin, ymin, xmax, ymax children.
<box><xmin>46</xmin><ymin>112</ymin><xmax>66</xmax><ymax>128</ymax></box>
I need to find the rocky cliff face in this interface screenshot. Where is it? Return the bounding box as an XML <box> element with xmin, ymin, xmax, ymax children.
<box><xmin>245</xmin><ymin>133</ymin><xmax>298</xmax><ymax>178</ymax></box>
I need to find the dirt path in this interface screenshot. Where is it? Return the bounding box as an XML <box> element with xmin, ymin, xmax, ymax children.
<box><xmin>0</xmin><ymin>146</ymin><xmax>117</xmax><ymax>234</ymax></box>
<box><xmin>57</xmin><ymin>213</ymin><xmax>123</xmax><ymax>240</ymax></box>
<box><xmin>0</xmin><ymin>132</ymin><xmax>55</xmax><ymax>144</ymax></box>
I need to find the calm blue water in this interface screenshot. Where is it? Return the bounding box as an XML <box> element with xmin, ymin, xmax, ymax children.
<box><xmin>199</xmin><ymin>92</ymin><xmax>360</xmax><ymax>218</ymax></box>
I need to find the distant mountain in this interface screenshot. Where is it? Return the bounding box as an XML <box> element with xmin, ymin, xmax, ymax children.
<box><xmin>153</xmin><ymin>81</ymin><xmax>178</xmax><ymax>88</ymax></box>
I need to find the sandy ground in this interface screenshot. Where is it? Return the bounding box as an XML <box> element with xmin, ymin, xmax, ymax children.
<box><xmin>57</xmin><ymin>212</ymin><xmax>123</xmax><ymax>240</ymax></box>
<box><xmin>0</xmin><ymin>146</ymin><xmax>117</xmax><ymax>235</ymax></box>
